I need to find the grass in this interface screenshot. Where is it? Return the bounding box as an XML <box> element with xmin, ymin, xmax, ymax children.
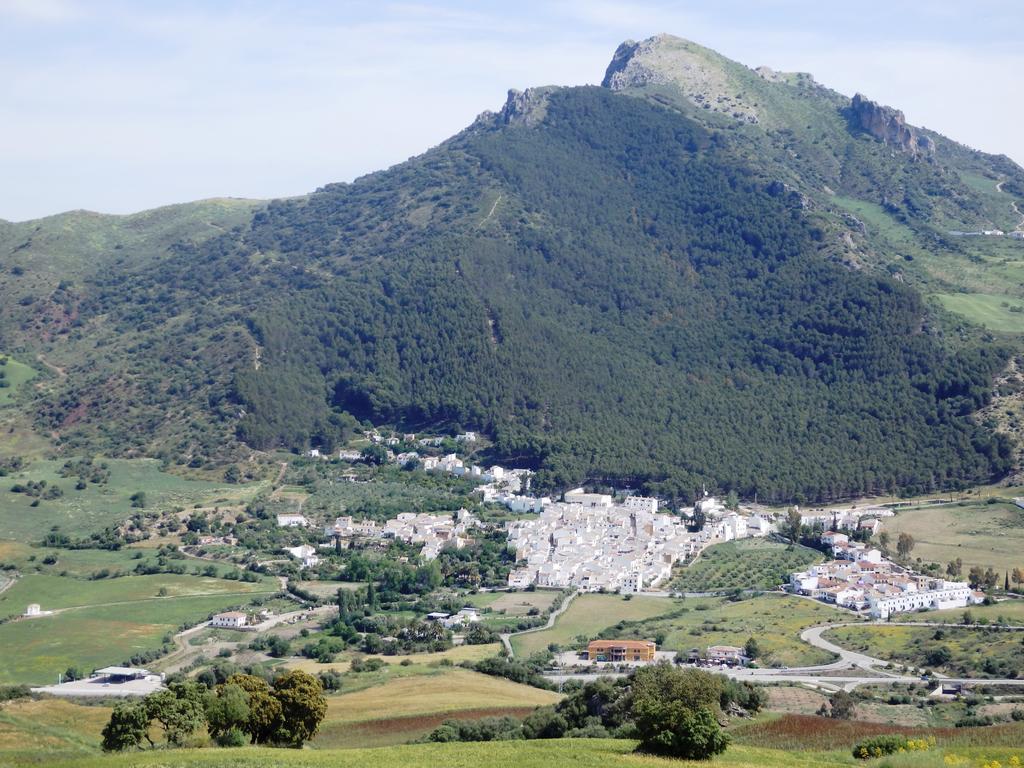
<box><xmin>284</xmin><ymin>642</ymin><xmax>503</xmax><ymax>677</ymax></box>
<box><xmin>592</xmin><ymin>593</ymin><xmax>848</xmax><ymax>667</ymax></box>
<box><xmin>932</xmin><ymin>293</ymin><xmax>1024</xmax><ymax>333</ymax></box>
<box><xmin>510</xmin><ymin>594</ymin><xmax>673</xmax><ymax>657</ymax></box>
<box><xmin>672</xmin><ymin>539</ymin><xmax>823</xmax><ymax>592</ymax></box>
<box><xmin>822</xmin><ymin>624</ymin><xmax>1024</xmax><ymax>678</ymax></box>
<box><xmin>10</xmin><ymin>737</ymin><xmax>1024</xmax><ymax>768</ymax></box>
<box><xmin>731</xmin><ymin>712</ymin><xmax>1024</xmax><ymax>752</ymax></box>
<box><xmin>463</xmin><ymin>590</ymin><xmax>558</xmax><ymax>616</ymax></box>
<box><xmin>0</xmin><ymin>458</ymin><xmax>256</xmax><ymax>542</ymax></box>
<box><xmin>0</xmin><ymin>543</ymin><xmax>252</xmax><ymax>580</ymax></box>
<box><xmin>898</xmin><ymin>599</ymin><xmax>1024</xmax><ymax>624</ymax></box>
<box><xmin>0</xmin><ymin>355</ymin><xmax>36</xmax><ymax>405</ymax></box>
<box><xmin>0</xmin><ymin>574</ymin><xmax>274</xmax><ymax>684</ymax></box>
<box><xmin>0</xmin><ymin>698</ymin><xmax>112</xmax><ymax>765</ymax></box>
<box><xmin>881</xmin><ymin>500</ymin><xmax>1024</xmax><ymax>573</ymax></box>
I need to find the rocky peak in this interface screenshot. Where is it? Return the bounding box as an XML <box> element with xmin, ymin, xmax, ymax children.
<box><xmin>601</xmin><ymin>34</ymin><xmax>759</xmax><ymax>124</ymax></box>
<box><xmin>849</xmin><ymin>93</ymin><xmax>935</xmax><ymax>157</ymax></box>
<box><xmin>497</xmin><ymin>87</ymin><xmax>550</xmax><ymax>127</ymax></box>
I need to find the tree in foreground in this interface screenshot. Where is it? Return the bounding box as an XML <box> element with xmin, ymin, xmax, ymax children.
<box><xmin>226</xmin><ymin>674</ymin><xmax>283</xmax><ymax>744</ymax></box>
<box><xmin>100</xmin><ymin>702</ymin><xmax>151</xmax><ymax>752</ymax></box>
<box><xmin>145</xmin><ymin>680</ymin><xmax>207</xmax><ymax>746</ymax></box>
<box><xmin>204</xmin><ymin>683</ymin><xmax>250</xmax><ymax>746</ymax></box>
<box><xmin>627</xmin><ymin>663</ymin><xmax>729</xmax><ymax>760</ymax></box>
<box><xmin>272</xmin><ymin>670</ymin><xmax>328</xmax><ymax>747</ymax></box>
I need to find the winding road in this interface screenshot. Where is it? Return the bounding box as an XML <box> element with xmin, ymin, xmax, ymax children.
<box><xmin>501</xmin><ymin>590</ymin><xmax>578</xmax><ymax>656</ymax></box>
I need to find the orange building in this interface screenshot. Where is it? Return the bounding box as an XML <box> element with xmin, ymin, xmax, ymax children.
<box><xmin>586</xmin><ymin>639</ymin><xmax>656</xmax><ymax>662</ymax></box>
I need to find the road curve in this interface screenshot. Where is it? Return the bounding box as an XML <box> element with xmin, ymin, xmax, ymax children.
<box><xmin>501</xmin><ymin>590</ymin><xmax>577</xmax><ymax>657</ymax></box>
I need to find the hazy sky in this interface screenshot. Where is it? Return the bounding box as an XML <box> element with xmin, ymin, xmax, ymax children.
<box><xmin>2</xmin><ymin>0</ymin><xmax>1022</xmax><ymax>221</ymax></box>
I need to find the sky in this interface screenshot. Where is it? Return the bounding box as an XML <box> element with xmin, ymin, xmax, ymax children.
<box><xmin>1</xmin><ymin>0</ymin><xmax>1022</xmax><ymax>221</ymax></box>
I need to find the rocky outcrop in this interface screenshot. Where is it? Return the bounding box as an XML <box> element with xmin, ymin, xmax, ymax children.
<box><xmin>849</xmin><ymin>93</ymin><xmax>935</xmax><ymax>156</ymax></box>
<box><xmin>601</xmin><ymin>34</ymin><xmax>759</xmax><ymax>124</ymax></box>
<box><xmin>497</xmin><ymin>87</ymin><xmax>550</xmax><ymax>127</ymax></box>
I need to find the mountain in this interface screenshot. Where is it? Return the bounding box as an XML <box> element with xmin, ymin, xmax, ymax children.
<box><xmin>1</xmin><ymin>35</ymin><xmax>1021</xmax><ymax>502</ymax></box>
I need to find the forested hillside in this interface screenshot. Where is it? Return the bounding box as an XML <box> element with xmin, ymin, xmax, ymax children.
<box><xmin>0</xmin><ymin>38</ymin><xmax>1020</xmax><ymax>503</ymax></box>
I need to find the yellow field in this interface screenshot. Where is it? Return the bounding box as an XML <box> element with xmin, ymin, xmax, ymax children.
<box><xmin>322</xmin><ymin>669</ymin><xmax>560</xmax><ymax>725</ymax></box>
<box><xmin>881</xmin><ymin>501</ymin><xmax>1024</xmax><ymax>573</ymax></box>
<box><xmin>0</xmin><ymin>698</ymin><xmax>111</xmax><ymax>762</ymax></box>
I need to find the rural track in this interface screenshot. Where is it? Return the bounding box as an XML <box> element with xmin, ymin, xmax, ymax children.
<box><xmin>996</xmin><ymin>179</ymin><xmax>1024</xmax><ymax>232</ymax></box>
<box><xmin>501</xmin><ymin>590</ymin><xmax>578</xmax><ymax>657</ymax></box>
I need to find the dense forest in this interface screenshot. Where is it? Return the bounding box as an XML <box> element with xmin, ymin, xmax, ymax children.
<box><xmin>1</xmin><ymin>75</ymin><xmax>1018</xmax><ymax>503</ymax></box>
<box><xmin>202</xmin><ymin>88</ymin><xmax>1010</xmax><ymax>501</ymax></box>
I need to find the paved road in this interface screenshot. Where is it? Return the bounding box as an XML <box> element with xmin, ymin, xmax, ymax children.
<box><xmin>501</xmin><ymin>591</ymin><xmax>577</xmax><ymax>657</ymax></box>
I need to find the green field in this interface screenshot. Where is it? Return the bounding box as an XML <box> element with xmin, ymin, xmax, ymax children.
<box><xmin>823</xmin><ymin>624</ymin><xmax>1024</xmax><ymax>678</ymax></box>
<box><xmin>932</xmin><ymin>293</ymin><xmax>1024</xmax><ymax>333</ymax></box>
<box><xmin>0</xmin><ymin>542</ymin><xmax>250</xmax><ymax>580</ymax></box>
<box><xmin>0</xmin><ymin>574</ymin><xmax>274</xmax><ymax>683</ymax></box>
<box><xmin>0</xmin><ymin>458</ymin><xmax>254</xmax><ymax>542</ymax></box>
<box><xmin>593</xmin><ymin>594</ymin><xmax>848</xmax><ymax>667</ymax></box>
<box><xmin>510</xmin><ymin>594</ymin><xmax>673</xmax><ymax>657</ymax></box>
<box><xmin>673</xmin><ymin>539</ymin><xmax>823</xmax><ymax>592</ymax></box>
<box><xmin>881</xmin><ymin>500</ymin><xmax>1024</xmax><ymax>574</ymax></box>
<box><xmin>0</xmin><ymin>355</ymin><xmax>36</xmax><ymax>405</ymax></box>
<box><xmin>5</xmin><ymin>736</ymin><xmax>1024</xmax><ymax>768</ymax></box>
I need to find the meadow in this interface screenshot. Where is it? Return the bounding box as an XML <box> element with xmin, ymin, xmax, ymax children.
<box><xmin>0</xmin><ymin>458</ymin><xmax>255</xmax><ymax>542</ymax></box>
<box><xmin>0</xmin><ymin>575</ymin><xmax>274</xmax><ymax>684</ymax></box>
<box><xmin>881</xmin><ymin>500</ymin><xmax>1024</xmax><ymax>573</ymax></box>
<box><xmin>510</xmin><ymin>594</ymin><xmax>673</xmax><ymax>657</ymax></box>
<box><xmin>672</xmin><ymin>539</ymin><xmax>823</xmax><ymax>592</ymax></box>
<box><xmin>591</xmin><ymin>593</ymin><xmax>848</xmax><ymax>667</ymax></box>
<box><xmin>932</xmin><ymin>293</ymin><xmax>1024</xmax><ymax>333</ymax></box>
<box><xmin>0</xmin><ymin>355</ymin><xmax>36</xmax><ymax>406</ymax></box>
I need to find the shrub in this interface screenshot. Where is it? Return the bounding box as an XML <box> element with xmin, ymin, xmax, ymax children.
<box><xmin>852</xmin><ymin>734</ymin><xmax>934</xmax><ymax>759</ymax></box>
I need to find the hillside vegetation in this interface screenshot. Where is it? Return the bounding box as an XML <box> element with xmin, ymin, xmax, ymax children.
<box><xmin>0</xmin><ymin>37</ymin><xmax>1021</xmax><ymax>501</ymax></box>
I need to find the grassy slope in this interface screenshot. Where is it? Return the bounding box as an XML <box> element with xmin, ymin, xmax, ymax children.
<box><xmin>823</xmin><ymin>624</ymin><xmax>1024</xmax><ymax>678</ymax></box>
<box><xmin>933</xmin><ymin>293</ymin><xmax>1024</xmax><ymax>334</ymax></box>
<box><xmin>0</xmin><ymin>458</ymin><xmax>256</xmax><ymax>542</ymax></box>
<box><xmin>0</xmin><ymin>356</ymin><xmax>36</xmax><ymax>406</ymax></box>
<box><xmin>0</xmin><ymin>575</ymin><xmax>273</xmax><ymax>684</ymax></box>
<box><xmin>511</xmin><ymin>594</ymin><xmax>673</xmax><ymax>657</ymax></box>
<box><xmin>672</xmin><ymin>539</ymin><xmax>823</xmax><ymax>592</ymax></box>
<box><xmin>16</xmin><ymin>738</ymin><xmax>1024</xmax><ymax>768</ymax></box>
<box><xmin>881</xmin><ymin>500</ymin><xmax>1024</xmax><ymax>573</ymax></box>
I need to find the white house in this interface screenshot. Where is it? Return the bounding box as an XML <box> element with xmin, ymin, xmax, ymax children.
<box><xmin>868</xmin><ymin>581</ymin><xmax>975</xmax><ymax>619</ymax></box>
<box><xmin>455</xmin><ymin>432</ymin><xmax>478</xmax><ymax>443</ymax></box>
<box><xmin>277</xmin><ymin>514</ymin><xmax>308</xmax><ymax>528</ymax></box>
<box><xmin>285</xmin><ymin>545</ymin><xmax>320</xmax><ymax>568</ymax></box>
<box><xmin>623</xmin><ymin>496</ymin><xmax>659</xmax><ymax>514</ymax></box>
<box><xmin>211</xmin><ymin>611</ymin><xmax>248</xmax><ymax>629</ymax></box>
<box><xmin>563</xmin><ymin>488</ymin><xmax>613</xmax><ymax>508</ymax></box>
<box><xmin>706</xmin><ymin>645</ymin><xmax>746</xmax><ymax>665</ymax></box>
<box><xmin>621</xmin><ymin>571</ymin><xmax>644</xmax><ymax>594</ymax></box>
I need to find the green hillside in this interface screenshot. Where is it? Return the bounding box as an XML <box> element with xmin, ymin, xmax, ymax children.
<box><xmin>0</xmin><ymin>35</ymin><xmax>1021</xmax><ymax>501</ymax></box>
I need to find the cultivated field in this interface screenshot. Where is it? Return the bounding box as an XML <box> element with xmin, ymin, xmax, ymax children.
<box><xmin>464</xmin><ymin>590</ymin><xmax>558</xmax><ymax>616</ymax></box>
<box><xmin>672</xmin><ymin>539</ymin><xmax>823</xmax><ymax>592</ymax></box>
<box><xmin>881</xmin><ymin>500</ymin><xmax>1024</xmax><ymax>573</ymax></box>
<box><xmin>0</xmin><ymin>575</ymin><xmax>274</xmax><ymax>684</ymax></box>
<box><xmin>510</xmin><ymin>594</ymin><xmax>672</xmax><ymax>657</ymax></box>
<box><xmin>312</xmin><ymin>669</ymin><xmax>560</xmax><ymax>748</ymax></box>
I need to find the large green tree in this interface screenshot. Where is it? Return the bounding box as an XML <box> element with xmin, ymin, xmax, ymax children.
<box><xmin>271</xmin><ymin>670</ymin><xmax>327</xmax><ymax>747</ymax></box>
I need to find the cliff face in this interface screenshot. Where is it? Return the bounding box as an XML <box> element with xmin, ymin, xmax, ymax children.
<box><xmin>850</xmin><ymin>93</ymin><xmax>936</xmax><ymax>157</ymax></box>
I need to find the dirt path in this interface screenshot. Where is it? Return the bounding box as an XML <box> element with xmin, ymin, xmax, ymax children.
<box><xmin>996</xmin><ymin>180</ymin><xmax>1024</xmax><ymax>232</ymax></box>
<box><xmin>35</xmin><ymin>354</ymin><xmax>66</xmax><ymax>378</ymax></box>
<box><xmin>478</xmin><ymin>193</ymin><xmax>502</xmax><ymax>227</ymax></box>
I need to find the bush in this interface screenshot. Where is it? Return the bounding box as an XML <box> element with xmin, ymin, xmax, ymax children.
<box><xmin>852</xmin><ymin>735</ymin><xmax>934</xmax><ymax>759</ymax></box>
